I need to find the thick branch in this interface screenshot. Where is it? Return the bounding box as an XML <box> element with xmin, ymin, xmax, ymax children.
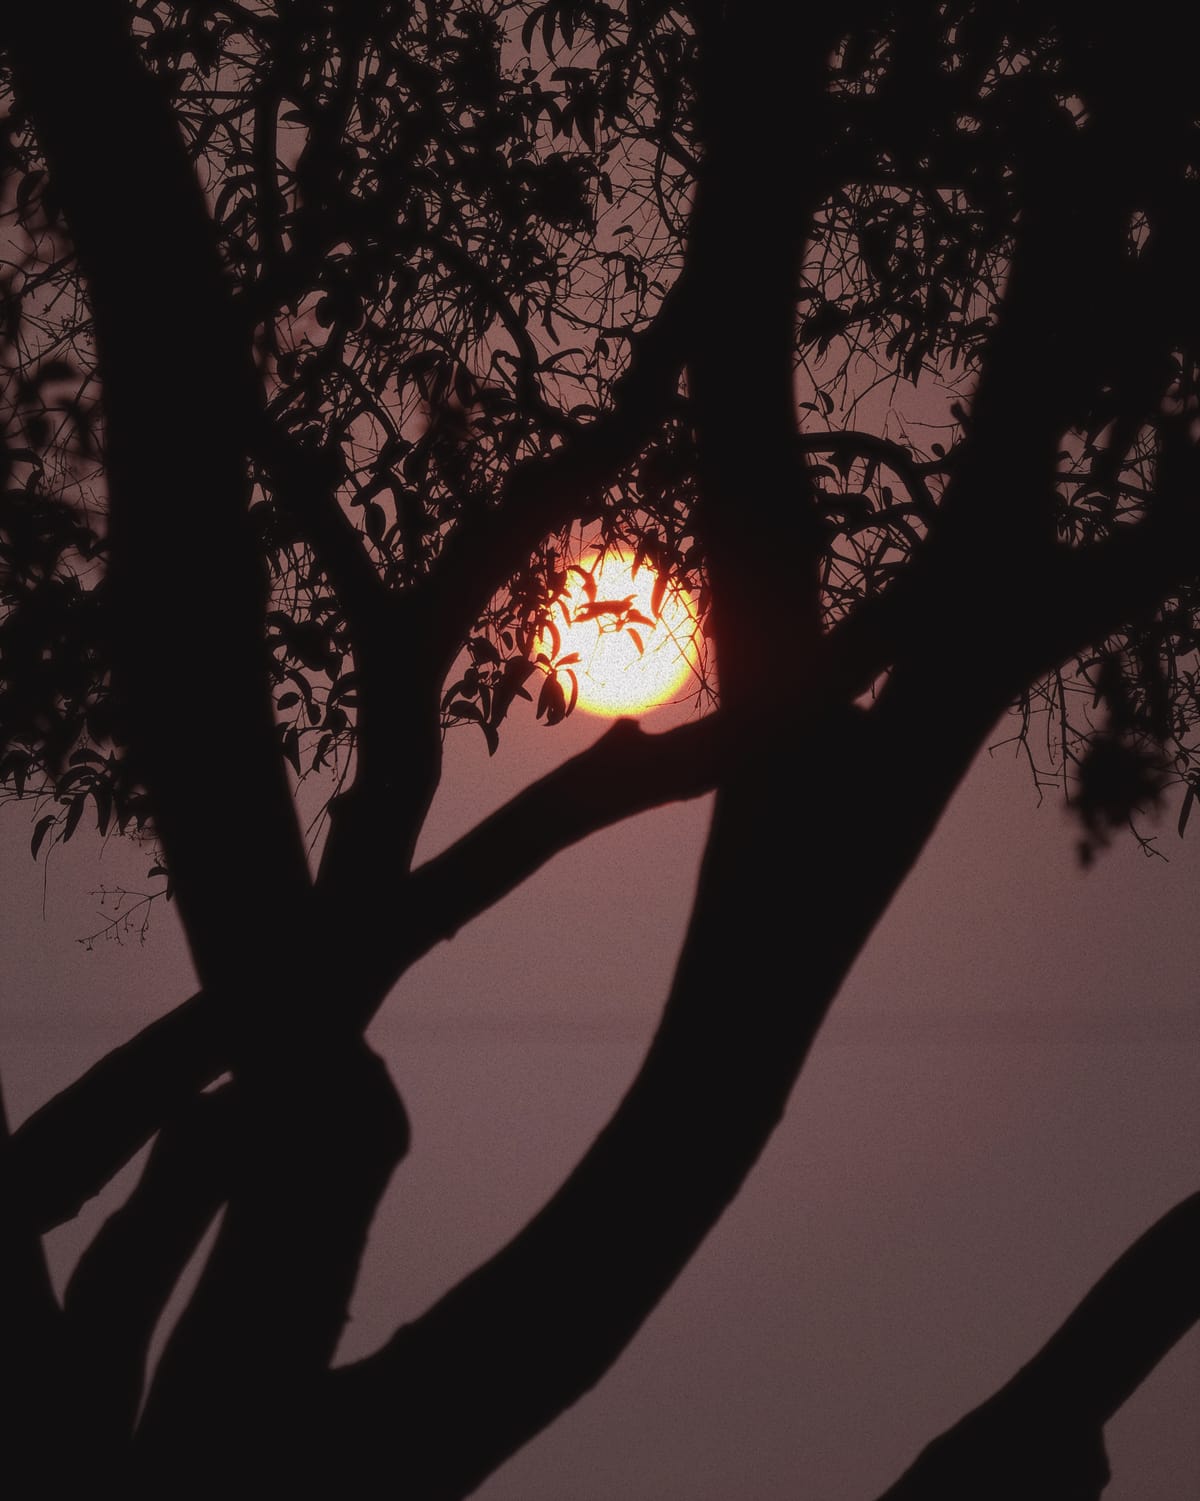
<box><xmin>132</xmin><ymin>1044</ymin><xmax>408</xmax><ymax>1494</ymax></box>
<box><xmin>3</xmin><ymin>1</ymin><xmax>313</xmax><ymax>1004</ymax></box>
<box><xmin>7</xmin><ymin>714</ymin><xmax>723</xmax><ymax>1231</ymax></box>
<box><xmin>1025</xmin><ymin>445</ymin><xmax>1200</xmax><ymax>683</ymax></box>
<box><xmin>686</xmin><ymin>7</ymin><xmax>838</xmax><ymax>707</ymax></box>
<box><xmin>923</xmin><ymin>111</ymin><xmax>1139</xmax><ymax>581</ymax></box>
<box><xmin>3</xmin><ymin>993</ymin><xmax>223</xmax><ymax>1232</ymax></box>
<box><xmin>323</xmin><ymin>671</ymin><xmax>1010</xmax><ymax>1496</ymax></box>
<box><xmin>827</xmin><ymin>427</ymin><xmax>1200</xmax><ymax>739</ymax></box>
<box><xmin>63</xmin><ymin>1087</ymin><xmax>236</xmax><ymax>1451</ymax></box>
<box><xmin>0</xmin><ymin>1077</ymin><xmax>73</xmax><ymax>1487</ymax></box>
<box><xmin>10</xmin><ymin>437</ymin><xmax>1193</xmax><ymax>1241</ymax></box>
<box><xmin>876</xmin><ymin>1192</ymin><xmax>1200</xmax><ymax>1500</ymax></box>
<box><xmin>402</xmin><ymin>713</ymin><xmax>725</xmax><ymax>943</ymax></box>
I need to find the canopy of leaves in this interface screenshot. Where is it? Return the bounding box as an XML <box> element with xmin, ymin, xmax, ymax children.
<box><xmin>1</xmin><ymin>0</ymin><xmax>1197</xmax><ymax>862</ymax></box>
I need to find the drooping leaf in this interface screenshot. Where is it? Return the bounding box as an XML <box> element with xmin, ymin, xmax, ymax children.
<box><xmin>30</xmin><ymin>812</ymin><xmax>55</xmax><ymax>860</ymax></box>
<box><xmin>1178</xmin><ymin>783</ymin><xmax>1195</xmax><ymax>838</ymax></box>
<box><xmin>61</xmin><ymin>793</ymin><xmax>85</xmax><ymax>844</ymax></box>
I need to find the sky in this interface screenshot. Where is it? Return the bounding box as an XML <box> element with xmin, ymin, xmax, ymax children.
<box><xmin>1</xmin><ymin>688</ymin><xmax>1196</xmax><ymax>1499</ymax></box>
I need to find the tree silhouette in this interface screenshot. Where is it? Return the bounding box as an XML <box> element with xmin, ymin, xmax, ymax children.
<box><xmin>1</xmin><ymin>2</ymin><xmax>1197</xmax><ymax>1495</ymax></box>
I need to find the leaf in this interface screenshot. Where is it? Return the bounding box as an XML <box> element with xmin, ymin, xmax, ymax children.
<box><xmin>651</xmin><ymin>572</ymin><xmax>667</xmax><ymax>621</ymax></box>
<box><xmin>625</xmin><ymin>609</ymin><xmax>654</xmax><ymax>628</ymax></box>
<box><xmin>468</xmin><ymin>636</ymin><xmax>501</xmax><ymax>667</ymax></box>
<box><xmin>365</xmin><ymin>501</ymin><xmax>387</xmax><ymax>542</ymax></box>
<box><xmin>1179</xmin><ymin>783</ymin><xmax>1195</xmax><ymax>838</ymax></box>
<box><xmin>537</xmin><ymin>672</ymin><xmax>566</xmax><ymax>723</ymax></box>
<box><xmin>31</xmin><ymin>813</ymin><xmax>55</xmax><ymax>860</ymax></box>
<box><xmin>91</xmin><ymin>784</ymin><xmax>111</xmax><ymax>837</ymax></box>
<box><xmin>575</xmin><ymin>595</ymin><xmax>634</xmax><ymax>622</ymax></box>
<box><xmin>16</xmin><ymin>169</ymin><xmax>44</xmax><ymax>215</ymax></box>
<box><xmin>448</xmin><ymin>699</ymin><xmax>484</xmax><ymax>723</ymax></box>
<box><xmin>62</xmin><ymin>794</ymin><xmax>85</xmax><ymax>844</ymax></box>
<box><xmin>328</xmin><ymin>673</ymin><xmax>361</xmax><ymax>705</ymax></box>
<box><xmin>626</xmin><ymin>628</ymin><xmax>644</xmax><ymax>655</ymax></box>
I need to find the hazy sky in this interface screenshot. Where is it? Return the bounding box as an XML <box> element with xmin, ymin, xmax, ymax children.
<box><xmin>1</xmin><ymin>692</ymin><xmax>1197</xmax><ymax>1499</ymax></box>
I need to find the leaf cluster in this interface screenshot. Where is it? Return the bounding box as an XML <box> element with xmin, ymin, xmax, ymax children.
<box><xmin>1</xmin><ymin>0</ymin><xmax>1198</xmax><ymax>858</ymax></box>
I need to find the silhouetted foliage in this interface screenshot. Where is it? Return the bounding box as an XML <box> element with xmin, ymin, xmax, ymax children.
<box><xmin>0</xmin><ymin>2</ymin><xmax>1197</xmax><ymax>1495</ymax></box>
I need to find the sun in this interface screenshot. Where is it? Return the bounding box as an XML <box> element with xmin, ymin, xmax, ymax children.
<box><xmin>537</xmin><ymin>549</ymin><xmax>701</xmax><ymax>718</ymax></box>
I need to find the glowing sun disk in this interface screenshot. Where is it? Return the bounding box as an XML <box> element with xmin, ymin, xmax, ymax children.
<box><xmin>538</xmin><ymin>550</ymin><xmax>700</xmax><ymax>718</ymax></box>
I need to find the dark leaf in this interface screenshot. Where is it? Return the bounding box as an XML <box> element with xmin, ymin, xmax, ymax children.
<box><xmin>91</xmin><ymin>784</ymin><xmax>111</xmax><ymax>837</ymax></box>
<box><xmin>537</xmin><ymin>671</ymin><xmax>567</xmax><ymax>725</ymax></box>
<box><xmin>1179</xmin><ymin>783</ymin><xmax>1195</xmax><ymax>838</ymax></box>
<box><xmin>448</xmin><ymin>698</ymin><xmax>484</xmax><ymax>722</ymax></box>
<box><xmin>30</xmin><ymin>812</ymin><xmax>55</xmax><ymax>860</ymax></box>
<box><xmin>61</xmin><ymin>794</ymin><xmax>85</xmax><ymax>844</ymax></box>
<box><xmin>365</xmin><ymin>502</ymin><xmax>387</xmax><ymax>542</ymax></box>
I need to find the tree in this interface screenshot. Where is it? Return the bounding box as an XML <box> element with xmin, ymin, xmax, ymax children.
<box><xmin>0</xmin><ymin>2</ymin><xmax>1197</xmax><ymax>1495</ymax></box>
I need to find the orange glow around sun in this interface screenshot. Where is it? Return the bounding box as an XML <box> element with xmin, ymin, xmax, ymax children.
<box><xmin>537</xmin><ymin>549</ymin><xmax>701</xmax><ymax>718</ymax></box>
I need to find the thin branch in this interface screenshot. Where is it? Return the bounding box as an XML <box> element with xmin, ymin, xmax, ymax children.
<box><xmin>424</xmin><ymin>267</ymin><xmax>696</xmax><ymax>656</ymax></box>
<box><xmin>796</xmin><ymin>429</ymin><xmax>938</xmax><ymax>524</ymax></box>
<box><xmin>255</xmin><ymin>420</ymin><xmax>397</xmax><ymax>643</ymax></box>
